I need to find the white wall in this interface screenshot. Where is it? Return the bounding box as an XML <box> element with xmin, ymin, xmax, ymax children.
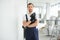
<box><xmin>0</xmin><ymin>0</ymin><xmax>18</xmax><ymax>40</ymax></box>
<box><xmin>17</xmin><ymin>0</ymin><xmax>27</xmax><ymax>40</ymax></box>
<box><xmin>0</xmin><ymin>0</ymin><xmax>27</xmax><ymax>40</ymax></box>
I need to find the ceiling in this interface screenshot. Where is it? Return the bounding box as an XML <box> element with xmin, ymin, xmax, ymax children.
<box><xmin>27</xmin><ymin>0</ymin><xmax>60</xmax><ymax>6</ymax></box>
<box><xmin>28</xmin><ymin>0</ymin><xmax>60</xmax><ymax>3</ymax></box>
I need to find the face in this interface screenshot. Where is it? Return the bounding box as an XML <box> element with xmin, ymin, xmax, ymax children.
<box><xmin>27</xmin><ymin>5</ymin><xmax>34</xmax><ymax>13</ymax></box>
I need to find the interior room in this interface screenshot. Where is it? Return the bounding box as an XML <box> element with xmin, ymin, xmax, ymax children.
<box><xmin>0</xmin><ymin>0</ymin><xmax>60</xmax><ymax>40</ymax></box>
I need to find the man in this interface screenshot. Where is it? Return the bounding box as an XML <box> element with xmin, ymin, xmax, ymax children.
<box><xmin>23</xmin><ymin>3</ymin><xmax>39</xmax><ymax>40</ymax></box>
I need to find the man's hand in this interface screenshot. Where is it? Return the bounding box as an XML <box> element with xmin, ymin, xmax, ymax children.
<box><xmin>27</xmin><ymin>20</ymin><xmax>39</xmax><ymax>28</ymax></box>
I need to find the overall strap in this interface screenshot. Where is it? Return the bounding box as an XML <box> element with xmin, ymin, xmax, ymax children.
<box><xmin>25</xmin><ymin>14</ymin><xmax>28</xmax><ymax>22</ymax></box>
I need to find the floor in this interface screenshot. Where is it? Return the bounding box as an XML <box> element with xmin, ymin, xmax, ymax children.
<box><xmin>39</xmin><ymin>28</ymin><xmax>60</xmax><ymax>40</ymax></box>
<box><xmin>39</xmin><ymin>30</ymin><xmax>50</xmax><ymax>40</ymax></box>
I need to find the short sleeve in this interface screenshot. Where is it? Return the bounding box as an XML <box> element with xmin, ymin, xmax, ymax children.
<box><xmin>23</xmin><ymin>14</ymin><xmax>26</xmax><ymax>21</ymax></box>
<box><xmin>35</xmin><ymin>14</ymin><xmax>39</xmax><ymax>21</ymax></box>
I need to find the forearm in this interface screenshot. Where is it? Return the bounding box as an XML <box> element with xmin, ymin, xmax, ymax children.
<box><xmin>28</xmin><ymin>23</ymin><xmax>37</xmax><ymax>27</ymax></box>
<box><xmin>28</xmin><ymin>20</ymin><xmax>39</xmax><ymax>27</ymax></box>
<box><xmin>23</xmin><ymin>21</ymin><xmax>31</xmax><ymax>27</ymax></box>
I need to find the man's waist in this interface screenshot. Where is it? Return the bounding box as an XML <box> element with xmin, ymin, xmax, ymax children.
<box><xmin>26</xmin><ymin>27</ymin><xmax>36</xmax><ymax>29</ymax></box>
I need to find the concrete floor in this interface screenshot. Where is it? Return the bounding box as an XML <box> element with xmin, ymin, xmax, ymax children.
<box><xmin>39</xmin><ymin>29</ymin><xmax>59</xmax><ymax>40</ymax></box>
<box><xmin>39</xmin><ymin>30</ymin><xmax>50</xmax><ymax>40</ymax></box>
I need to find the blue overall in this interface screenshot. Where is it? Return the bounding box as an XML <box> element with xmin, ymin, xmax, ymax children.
<box><xmin>23</xmin><ymin>13</ymin><xmax>39</xmax><ymax>40</ymax></box>
<box><xmin>25</xmin><ymin>27</ymin><xmax>39</xmax><ymax>40</ymax></box>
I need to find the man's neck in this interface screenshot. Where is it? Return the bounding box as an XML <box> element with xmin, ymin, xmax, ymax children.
<box><xmin>29</xmin><ymin>12</ymin><xmax>32</xmax><ymax>14</ymax></box>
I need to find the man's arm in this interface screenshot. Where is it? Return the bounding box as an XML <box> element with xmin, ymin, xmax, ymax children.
<box><xmin>23</xmin><ymin>20</ymin><xmax>31</xmax><ymax>27</ymax></box>
<box><xmin>27</xmin><ymin>20</ymin><xmax>39</xmax><ymax>27</ymax></box>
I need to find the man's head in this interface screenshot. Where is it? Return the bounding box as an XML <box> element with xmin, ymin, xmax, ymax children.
<box><xmin>27</xmin><ymin>3</ymin><xmax>34</xmax><ymax>13</ymax></box>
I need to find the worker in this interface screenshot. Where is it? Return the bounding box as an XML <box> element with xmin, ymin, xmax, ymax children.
<box><xmin>23</xmin><ymin>3</ymin><xmax>39</xmax><ymax>40</ymax></box>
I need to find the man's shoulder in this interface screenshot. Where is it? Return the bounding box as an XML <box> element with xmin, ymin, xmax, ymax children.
<box><xmin>23</xmin><ymin>14</ymin><xmax>27</xmax><ymax>16</ymax></box>
<box><xmin>31</xmin><ymin>12</ymin><xmax>36</xmax><ymax>16</ymax></box>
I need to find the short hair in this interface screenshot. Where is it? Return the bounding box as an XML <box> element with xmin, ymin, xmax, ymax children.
<box><xmin>27</xmin><ymin>3</ymin><xmax>34</xmax><ymax>7</ymax></box>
